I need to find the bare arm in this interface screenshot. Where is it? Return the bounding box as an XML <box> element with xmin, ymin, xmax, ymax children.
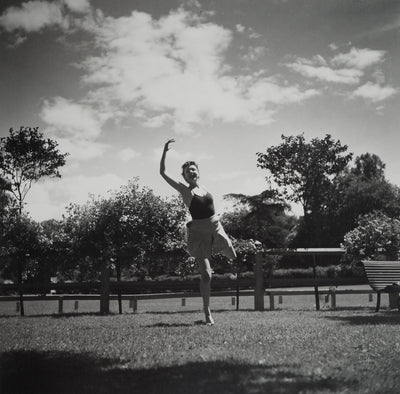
<box><xmin>160</xmin><ymin>139</ymin><xmax>183</xmax><ymax>192</ymax></box>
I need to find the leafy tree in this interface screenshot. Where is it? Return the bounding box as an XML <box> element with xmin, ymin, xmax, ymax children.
<box><xmin>327</xmin><ymin>154</ymin><xmax>400</xmax><ymax>245</ymax></box>
<box><xmin>351</xmin><ymin>153</ymin><xmax>385</xmax><ymax>180</ymax></box>
<box><xmin>256</xmin><ymin>134</ymin><xmax>352</xmax><ymax>246</ymax></box>
<box><xmin>61</xmin><ymin>180</ymin><xmax>187</xmax><ymax>314</ymax></box>
<box><xmin>0</xmin><ymin>212</ymin><xmax>46</xmax><ymax>282</ymax></box>
<box><xmin>0</xmin><ymin>126</ymin><xmax>68</xmax><ymax>213</ymax></box>
<box><xmin>222</xmin><ymin>190</ymin><xmax>297</xmax><ymax>248</ymax></box>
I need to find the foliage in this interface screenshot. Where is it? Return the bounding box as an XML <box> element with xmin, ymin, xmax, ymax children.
<box><xmin>326</xmin><ymin>155</ymin><xmax>400</xmax><ymax>246</ymax></box>
<box><xmin>0</xmin><ymin>212</ymin><xmax>48</xmax><ymax>283</ymax></box>
<box><xmin>256</xmin><ymin>134</ymin><xmax>352</xmax><ymax>215</ymax></box>
<box><xmin>0</xmin><ymin>126</ymin><xmax>68</xmax><ymax>213</ymax></box>
<box><xmin>61</xmin><ymin>180</ymin><xmax>188</xmax><ymax>281</ymax></box>
<box><xmin>256</xmin><ymin>134</ymin><xmax>352</xmax><ymax>247</ymax></box>
<box><xmin>342</xmin><ymin>211</ymin><xmax>400</xmax><ymax>261</ymax></box>
<box><xmin>222</xmin><ymin>190</ymin><xmax>297</xmax><ymax>248</ymax></box>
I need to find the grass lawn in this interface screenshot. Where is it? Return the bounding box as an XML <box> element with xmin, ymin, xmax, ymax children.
<box><xmin>1</xmin><ymin>299</ymin><xmax>400</xmax><ymax>394</ymax></box>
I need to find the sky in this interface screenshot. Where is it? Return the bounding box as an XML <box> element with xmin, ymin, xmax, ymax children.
<box><xmin>0</xmin><ymin>0</ymin><xmax>399</xmax><ymax>221</ymax></box>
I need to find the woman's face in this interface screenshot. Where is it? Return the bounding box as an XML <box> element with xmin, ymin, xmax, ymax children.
<box><xmin>183</xmin><ymin>164</ymin><xmax>199</xmax><ymax>184</ymax></box>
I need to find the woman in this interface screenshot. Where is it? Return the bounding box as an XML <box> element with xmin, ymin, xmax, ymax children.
<box><xmin>160</xmin><ymin>139</ymin><xmax>236</xmax><ymax>325</ymax></box>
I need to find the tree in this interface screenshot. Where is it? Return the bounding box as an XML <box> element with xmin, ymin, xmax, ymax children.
<box><xmin>222</xmin><ymin>190</ymin><xmax>297</xmax><ymax>248</ymax></box>
<box><xmin>0</xmin><ymin>126</ymin><xmax>68</xmax><ymax>213</ymax></box>
<box><xmin>256</xmin><ymin>134</ymin><xmax>352</xmax><ymax>246</ymax></box>
<box><xmin>61</xmin><ymin>179</ymin><xmax>187</xmax><ymax>314</ymax></box>
<box><xmin>351</xmin><ymin>153</ymin><xmax>385</xmax><ymax>180</ymax></box>
<box><xmin>326</xmin><ymin>154</ymin><xmax>400</xmax><ymax>245</ymax></box>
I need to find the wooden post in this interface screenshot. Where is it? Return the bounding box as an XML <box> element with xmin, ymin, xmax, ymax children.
<box><xmin>100</xmin><ymin>259</ymin><xmax>110</xmax><ymax>315</ymax></box>
<box><xmin>312</xmin><ymin>254</ymin><xmax>320</xmax><ymax>311</ymax></box>
<box><xmin>236</xmin><ymin>278</ymin><xmax>240</xmax><ymax>311</ymax></box>
<box><xmin>16</xmin><ymin>301</ymin><xmax>20</xmax><ymax>313</ymax></box>
<box><xmin>231</xmin><ymin>297</ymin><xmax>235</xmax><ymax>306</ymax></box>
<box><xmin>369</xmin><ymin>293</ymin><xmax>373</xmax><ymax>302</ymax></box>
<box><xmin>74</xmin><ymin>300</ymin><xmax>79</xmax><ymax>311</ymax></box>
<box><xmin>129</xmin><ymin>297</ymin><xmax>138</xmax><ymax>312</ymax></box>
<box><xmin>58</xmin><ymin>296</ymin><xmax>64</xmax><ymax>314</ymax></box>
<box><xmin>389</xmin><ymin>292</ymin><xmax>399</xmax><ymax>309</ymax></box>
<box><xmin>254</xmin><ymin>253</ymin><xmax>265</xmax><ymax>311</ymax></box>
<box><xmin>278</xmin><ymin>295</ymin><xmax>283</xmax><ymax>304</ymax></box>
<box><xmin>18</xmin><ymin>261</ymin><xmax>24</xmax><ymax>317</ymax></box>
<box><xmin>181</xmin><ymin>298</ymin><xmax>186</xmax><ymax>306</ymax></box>
<box><xmin>116</xmin><ymin>258</ymin><xmax>122</xmax><ymax>315</ymax></box>
<box><xmin>330</xmin><ymin>288</ymin><xmax>336</xmax><ymax>309</ymax></box>
<box><xmin>269</xmin><ymin>293</ymin><xmax>275</xmax><ymax>311</ymax></box>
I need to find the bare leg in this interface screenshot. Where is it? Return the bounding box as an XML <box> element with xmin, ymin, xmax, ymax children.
<box><xmin>197</xmin><ymin>257</ymin><xmax>214</xmax><ymax>325</ymax></box>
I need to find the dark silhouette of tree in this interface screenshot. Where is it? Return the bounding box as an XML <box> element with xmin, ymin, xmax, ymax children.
<box><xmin>222</xmin><ymin>189</ymin><xmax>296</xmax><ymax>248</ymax></box>
<box><xmin>0</xmin><ymin>126</ymin><xmax>68</xmax><ymax>214</ymax></box>
<box><xmin>256</xmin><ymin>134</ymin><xmax>352</xmax><ymax>246</ymax></box>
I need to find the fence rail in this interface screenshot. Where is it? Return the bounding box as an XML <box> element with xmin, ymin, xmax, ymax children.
<box><xmin>0</xmin><ymin>287</ymin><xmax>376</xmax><ymax>315</ymax></box>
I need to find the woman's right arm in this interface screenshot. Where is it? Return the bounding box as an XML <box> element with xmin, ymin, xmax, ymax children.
<box><xmin>160</xmin><ymin>139</ymin><xmax>183</xmax><ymax>192</ymax></box>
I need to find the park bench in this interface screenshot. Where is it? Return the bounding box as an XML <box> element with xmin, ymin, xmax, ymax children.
<box><xmin>362</xmin><ymin>260</ymin><xmax>400</xmax><ymax>312</ymax></box>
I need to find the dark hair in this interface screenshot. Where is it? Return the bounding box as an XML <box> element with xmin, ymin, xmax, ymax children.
<box><xmin>181</xmin><ymin>161</ymin><xmax>199</xmax><ymax>176</ymax></box>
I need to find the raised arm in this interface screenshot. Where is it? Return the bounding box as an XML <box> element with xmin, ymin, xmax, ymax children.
<box><xmin>160</xmin><ymin>139</ymin><xmax>183</xmax><ymax>192</ymax></box>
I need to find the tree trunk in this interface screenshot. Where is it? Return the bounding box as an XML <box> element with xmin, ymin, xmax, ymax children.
<box><xmin>116</xmin><ymin>257</ymin><xmax>122</xmax><ymax>314</ymax></box>
<box><xmin>100</xmin><ymin>259</ymin><xmax>110</xmax><ymax>315</ymax></box>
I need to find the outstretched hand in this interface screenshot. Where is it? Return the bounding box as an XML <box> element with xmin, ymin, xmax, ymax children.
<box><xmin>164</xmin><ymin>139</ymin><xmax>175</xmax><ymax>152</ymax></box>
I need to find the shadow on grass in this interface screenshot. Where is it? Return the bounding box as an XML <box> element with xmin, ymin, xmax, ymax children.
<box><xmin>324</xmin><ymin>311</ymin><xmax>400</xmax><ymax>325</ymax></box>
<box><xmin>0</xmin><ymin>350</ymin><xmax>356</xmax><ymax>394</ymax></box>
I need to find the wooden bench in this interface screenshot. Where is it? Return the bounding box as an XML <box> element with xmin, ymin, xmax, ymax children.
<box><xmin>362</xmin><ymin>260</ymin><xmax>400</xmax><ymax>312</ymax></box>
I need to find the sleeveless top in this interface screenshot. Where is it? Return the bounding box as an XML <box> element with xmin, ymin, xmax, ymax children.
<box><xmin>189</xmin><ymin>192</ymin><xmax>215</xmax><ymax>219</ymax></box>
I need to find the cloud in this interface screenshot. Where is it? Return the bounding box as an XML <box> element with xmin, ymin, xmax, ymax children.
<box><xmin>26</xmin><ymin>172</ymin><xmax>127</xmax><ymax>221</ymax></box>
<box><xmin>0</xmin><ymin>1</ymin><xmax>66</xmax><ymax>32</ymax></box>
<box><xmin>152</xmin><ymin>147</ymin><xmax>213</xmax><ymax>163</ymax></box>
<box><xmin>285</xmin><ymin>47</ymin><xmax>394</xmax><ymax>100</ymax></box>
<box><xmin>77</xmin><ymin>8</ymin><xmax>318</xmax><ymax>133</ymax></box>
<box><xmin>62</xmin><ymin>0</ymin><xmax>91</xmax><ymax>13</ymax></box>
<box><xmin>235</xmin><ymin>24</ymin><xmax>245</xmax><ymax>33</ymax></box>
<box><xmin>3</xmin><ymin>4</ymin><xmax>319</xmax><ymax>133</ymax></box>
<box><xmin>0</xmin><ymin>0</ymin><xmax>92</xmax><ymax>34</ymax></box>
<box><xmin>286</xmin><ymin>62</ymin><xmax>363</xmax><ymax>84</ymax></box>
<box><xmin>40</xmin><ymin>96</ymin><xmax>109</xmax><ymax>160</ymax></box>
<box><xmin>40</xmin><ymin>96</ymin><xmax>108</xmax><ymax>138</ymax></box>
<box><xmin>242</xmin><ymin>46</ymin><xmax>267</xmax><ymax>62</ymax></box>
<box><xmin>119</xmin><ymin>148</ymin><xmax>141</xmax><ymax>161</ymax></box>
<box><xmin>351</xmin><ymin>82</ymin><xmax>398</xmax><ymax>103</ymax></box>
<box><xmin>331</xmin><ymin>47</ymin><xmax>386</xmax><ymax>69</ymax></box>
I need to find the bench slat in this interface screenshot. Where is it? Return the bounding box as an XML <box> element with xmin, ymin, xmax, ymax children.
<box><xmin>362</xmin><ymin>260</ymin><xmax>400</xmax><ymax>291</ymax></box>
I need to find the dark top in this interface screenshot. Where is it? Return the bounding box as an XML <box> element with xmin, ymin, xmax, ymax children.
<box><xmin>189</xmin><ymin>192</ymin><xmax>215</xmax><ymax>219</ymax></box>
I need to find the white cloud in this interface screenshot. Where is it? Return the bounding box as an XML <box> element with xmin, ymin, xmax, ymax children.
<box><xmin>235</xmin><ymin>24</ymin><xmax>245</xmax><ymax>33</ymax></box>
<box><xmin>77</xmin><ymin>8</ymin><xmax>318</xmax><ymax>133</ymax></box>
<box><xmin>0</xmin><ymin>0</ymin><xmax>92</xmax><ymax>34</ymax></box>
<box><xmin>119</xmin><ymin>148</ymin><xmax>141</xmax><ymax>161</ymax></box>
<box><xmin>152</xmin><ymin>147</ymin><xmax>213</xmax><ymax>163</ymax></box>
<box><xmin>40</xmin><ymin>97</ymin><xmax>109</xmax><ymax>160</ymax></box>
<box><xmin>286</xmin><ymin>60</ymin><xmax>363</xmax><ymax>84</ymax></box>
<box><xmin>351</xmin><ymin>82</ymin><xmax>398</xmax><ymax>103</ymax></box>
<box><xmin>287</xmin><ymin>47</ymin><xmax>389</xmax><ymax>86</ymax></box>
<box><xmin>62</xmin><ymin>0</ymin><xmax>90</xmax><ymax>13</ymax></box>
<box><xmin>247</xmin><ymin>78</ymin><xmax>320</xmax><ymax>105</ymax></box>
<box><xmin>242</xmin><ymin>46</ymin><xmax>266</xmax><ymax>62</ymax></box>
<box><xmin>3</xmin><ymin>5</ymin><xmax>319</xmax><ymax>133</ymax></box>
<box><xmin>26</xmin><ymin>173</ymin><xmax>127</xmax><ymax>221</ymax></box>
<box><xmin>0</xmin><ymin>1</ymin><xmax>66</xmax><ymax>32</ymax></box>
<box><xmin>41</xmin><ymin>97</ymin><xmax>106</xmax><ymax>139</ymax></box>
<box><xmin>331</xmin><ymin>47</ymin><xmax>386</xmax><ymax>69</ymax></box>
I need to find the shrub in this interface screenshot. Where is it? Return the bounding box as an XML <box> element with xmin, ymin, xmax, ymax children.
<box><xmin>342</xmin><ymin>211</ymin><xmax>400</xmax><ymax>261</ymax></box>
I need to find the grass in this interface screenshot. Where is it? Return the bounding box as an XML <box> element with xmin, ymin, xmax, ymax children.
<box><xmin>1</xmin><ymin>298</ymin><xmax>400</xmax><ymax>393</ymax></box>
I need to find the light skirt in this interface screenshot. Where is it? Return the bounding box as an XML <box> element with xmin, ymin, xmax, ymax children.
<box><xmin>186</xmin><ymin>215</ymin><xmax>236</xmax><ymax>260</ymax></box>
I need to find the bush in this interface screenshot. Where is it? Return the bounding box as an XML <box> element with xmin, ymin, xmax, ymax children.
<box><xmin>342</xmin><ymin>211</ymin><xmax>400</xmax><ymax>261</ymax></box>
